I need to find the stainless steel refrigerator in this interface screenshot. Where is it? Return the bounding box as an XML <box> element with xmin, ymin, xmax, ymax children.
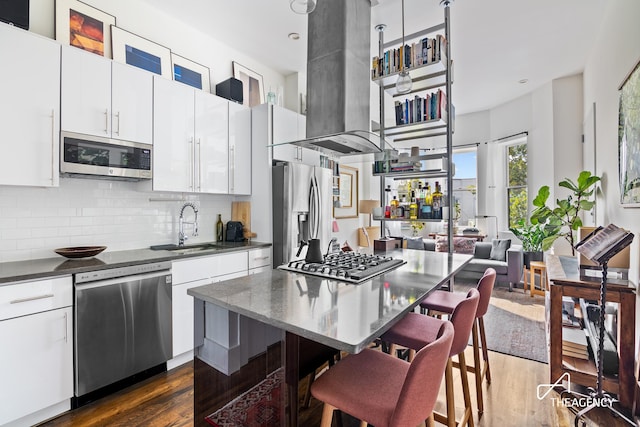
<box><xmin>272</xmin><ymin>161</ymin><xmax>333</xmax><ymax>267</ymax></box>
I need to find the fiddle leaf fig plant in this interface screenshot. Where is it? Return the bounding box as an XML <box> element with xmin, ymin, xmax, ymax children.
<box><xmin>509</xmin><ymin>219</ymin><xmax>557</xmax><ymax>252</ymax></box>
<box><xmin>530</xmin><ymin>171</ymin><xmax>601</xmax><ymax>254</ymax></box>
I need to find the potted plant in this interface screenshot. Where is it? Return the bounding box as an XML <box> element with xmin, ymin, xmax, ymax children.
<box><xmin>530</xmin><ymin>171</ymin><xmax>601</xmax><ymax>255</ymax></box>
<box><xmin>509</xmin><ymin>219</ymin><xmax>556</xmax><ymax>268</ymax></box>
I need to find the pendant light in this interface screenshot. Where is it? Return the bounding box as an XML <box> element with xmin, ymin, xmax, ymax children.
<box><xmin>290</xmin><ymin>0</ymin><xmax>317</xmax><ymax>14</ymax></box>
<box><xmin>396</xmin><ymin>0</ymin><xmax>412</xmax><ymax>94</ymax></box>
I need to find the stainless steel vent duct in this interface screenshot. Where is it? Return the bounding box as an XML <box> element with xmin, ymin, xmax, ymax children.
<box><xmin>283</xmin><ymin>0</ymin><xmax>389</xmax><ymax>158</ymax></box>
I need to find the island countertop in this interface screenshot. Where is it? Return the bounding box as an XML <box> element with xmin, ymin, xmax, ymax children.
<box><xmin>188</xmin><ymin>248</ymin><xmax>473</xmax><ymax>354</ymax></box>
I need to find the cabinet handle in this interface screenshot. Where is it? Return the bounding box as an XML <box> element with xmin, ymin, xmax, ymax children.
<box><xmin>230</xmin><ymin>146</ymin><xmax>235</xmax><ymax>192</ymax></box>
<box><xmin>104</xmin><ymin>109</ymin><xmax>109</xmax><ymax>134</ymax></box>
<box><xmin>10</xmin><ymin>294</ymin><xmax>54</xmax><ymax>304</ymax></box>
<box><xmin>114</xmin><ymin>111</ymin><xmax>120</xmax><ymax>135</ymax></box>
<box><xmin>197</xmin><ymin>138</ymin><xmax>202</xmax><ymax>191</ymax></box>
<box><xmin>64</xmin><ymin>311</ymin><xmax>68</xmax><ymax>343</ymax></box>
<box><xmin>253</xmin><ymin>256</ymin><xmax>269</xmax><ymax>261</ymax></box>
<box><xmin>188</xmin><ymin>137</ymin><xmax>194</xmax><ymax>190</ymax></box>
<box><xmin>51</xmin><ymin>109</ymin><xmax>55</xmax><ymax>183</ymax></box>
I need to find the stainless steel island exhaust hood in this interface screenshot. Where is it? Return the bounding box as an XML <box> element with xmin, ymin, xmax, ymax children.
<box><xmin>282</xmin><ymin>0</ymin><xmax>392</xmax><ymax>158</ymax></box>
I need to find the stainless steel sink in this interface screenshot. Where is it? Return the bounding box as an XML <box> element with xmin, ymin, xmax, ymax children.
<box><xmin>150</xmin><ymin>242</ymin><xmax>224</xmax><ymax>254</ymax></box>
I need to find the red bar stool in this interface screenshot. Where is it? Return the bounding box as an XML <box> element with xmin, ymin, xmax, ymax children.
<box><xmin>382</xmin><ymin>289</ymin><xmax>480</xmax><ymax>427</ymax></box>
<box><xmin>310</xmin><ymin>322</ymin><xmax>454</xmax><ymax>427</ymax></box>
<box><xmin>419</xmin><ymin>268</ymin><xmax>496</xmax><ymax>417</ymax></box>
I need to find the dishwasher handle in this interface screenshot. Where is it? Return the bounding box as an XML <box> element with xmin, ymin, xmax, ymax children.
<box><xmin>75</xmin><ymin>269</ymin><xmax>172</xmax><ymax>290</ymax></box>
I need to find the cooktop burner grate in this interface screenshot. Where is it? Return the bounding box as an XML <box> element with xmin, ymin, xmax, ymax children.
<box><xmin>278</xmin><ymin>252</ymin><xmax>406</xmax><ymax>283</ymax></box>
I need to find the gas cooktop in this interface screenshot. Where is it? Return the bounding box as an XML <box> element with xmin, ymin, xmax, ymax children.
<box><xmin>278</xmin><ymin>252</ymin><xmax>406</xmax><ymax>283</ymax></box>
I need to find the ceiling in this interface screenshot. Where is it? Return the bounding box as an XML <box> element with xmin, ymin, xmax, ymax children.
<box><xmin>140</xmin><ymin>0</ymin><xmax>608</xmax><ymax>115</ymax></box>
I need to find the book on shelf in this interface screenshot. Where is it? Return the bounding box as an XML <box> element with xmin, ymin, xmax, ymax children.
<box><xmin>562</xmin><ymin>326</ymin><xmax>589</xmax><ymax>360</ymax></box>
<box><xmin>393</xmin><ymin>89</ymin><xmax>449</xmax><ymax>126</ymax></box>
<box><xmin>562</xmin><ymin>326</ymin><xmax>588</xmax><ymax>351</ymax></box>
<box><xmin>371</xmin><ymin>34</ymin><xmax>447</xmax><ymax>79</ymax></box>
<box><xmin>574</xmin><ymin>224</ymin><xmax>634</xmax><ymax>265</ymax></box>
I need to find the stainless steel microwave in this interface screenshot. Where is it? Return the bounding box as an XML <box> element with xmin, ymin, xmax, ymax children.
<box><xmin>60</xmin><ymin>131</ymin><xmax>152</xmax><ymax>180</ymax></box>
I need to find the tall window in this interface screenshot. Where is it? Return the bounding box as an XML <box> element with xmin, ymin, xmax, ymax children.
<box><xmin>452</xmin><ymin>148</ymin><xmax>477</xmax><ymax>226</ymax></box>
<box><xmin>507</xmin><ymin>143</ymin><xmax>527</xmax><ymax>228</ymax></box>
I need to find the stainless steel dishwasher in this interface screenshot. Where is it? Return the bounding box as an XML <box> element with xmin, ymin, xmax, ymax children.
<box><xmin>74</xmin><ymin>261</ymin><xmax>172</xmax><ymax>400</ymax></box>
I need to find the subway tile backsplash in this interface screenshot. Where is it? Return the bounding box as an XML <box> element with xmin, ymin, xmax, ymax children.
<box><xmin>0</xmin><ymin>178</ymin><xmax>235</xmax><ymax>263</ymax></box>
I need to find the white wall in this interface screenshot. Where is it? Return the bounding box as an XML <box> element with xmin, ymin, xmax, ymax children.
<box><xmin>28</xmin><ymin>0</ymin><xmax>286</xmax><ymax>95</ymax></box>
<box><xmin>583</xmin><ymin>0</ymin><xmax>640</xmax><ymax>281</ymax></box>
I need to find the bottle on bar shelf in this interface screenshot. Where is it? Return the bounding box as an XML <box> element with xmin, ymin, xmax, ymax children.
<box><xmin>432</xmin><ymin>182</ymin><xmax>443</xmax><ymax>220</ymax></box>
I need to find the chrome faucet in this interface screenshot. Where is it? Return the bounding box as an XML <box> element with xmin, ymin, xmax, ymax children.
<box><xmin>178</xmin><ymin>202</ymin><xmax>199</xmax><ymax>246</ymax></box>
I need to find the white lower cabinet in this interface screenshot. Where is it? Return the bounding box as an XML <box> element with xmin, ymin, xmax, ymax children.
<box><xmin>248</xmin><ymin>247</ymin><xmax>272</xmax><ymax>274</ymax></box>
<box><xmin>0</xmin><ymin>276</ymin><xmax>73</xmax><ymax>426</ymax></box>
<box><xmin>171</xmin><ymin>251</ymin><xmax>249</xmax><ymax>361</ymax></box>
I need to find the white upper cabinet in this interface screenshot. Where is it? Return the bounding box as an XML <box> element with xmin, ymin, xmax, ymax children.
<box><xmin>111</xmin><ymin>62</ymin><xmax>154</xmax><ymax>143</ymax></box>
<box><xmin>0</xmin><ymin>23</ymin><xmax>60</xmax><ymax>187</ymax></box>
<box><xmin>272</xmin><ymin>105</ymin><xmax>300</xmax><ymax>162</ymax></box>
<box><xmin>153</xmin><ymin>76</ymin><xmax>232</xmax><ymax>194</ymax></box>
<box><xmin>229</xmin><ymin>102</ymin><xmax>251</xmax><ymax>195</ymax></box>
<box><xmin>267</xmin><ymin>104</ymin><xmax>318</xmax><ymax>166</ymax></box>
<box><xmin>61</xmin><ymin>46</ymin><xmax>153</xmax><ymax>144</ymax></box>
<box><xmin>153</xmin><ymin>76</ymin><xmax>195</xmax><ymax>192</ymax></box>
<box><xmin>195</xmin><ymin>90</ymin><xmax>229</xmax><ymax>194</ymax></box>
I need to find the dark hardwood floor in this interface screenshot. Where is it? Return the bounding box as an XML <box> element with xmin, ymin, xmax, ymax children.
<box><xmin>39</xmin><ymin>351</ymin><xmax>634</xmax><ymax>427</ymax></box>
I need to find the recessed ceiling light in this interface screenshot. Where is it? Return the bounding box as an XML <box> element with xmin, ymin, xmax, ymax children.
<box><xmin>288</xmin><ymin>32</ymin><xmax>300</xmax><ymax>40</ymax></box>
<box><xmin>518</xmin><ymin>78</ymin><xmax>529</xmax><ymax>84</ymax></box>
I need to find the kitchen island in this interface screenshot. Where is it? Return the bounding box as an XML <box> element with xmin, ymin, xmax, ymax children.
<box><xmin>188</xmin><ymin>248</ymin><xmax>472</xmax><ymax>426</ymax></box>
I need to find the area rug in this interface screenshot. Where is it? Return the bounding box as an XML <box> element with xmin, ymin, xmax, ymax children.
<box><xmin>205</xmin><ymin>368</ymin><xmax>284</xmax><ymax>427</ymax></box>
<box><xmin>455</xmin><ymin>280</ymin><xmax>548</xmax><ymax>363</ymax></box>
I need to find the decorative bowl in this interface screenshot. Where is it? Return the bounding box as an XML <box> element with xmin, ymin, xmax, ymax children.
<box><xmin>54</xmin><ymin>246</ymin><xmax>107</xmax><ymax>259</ymax></box>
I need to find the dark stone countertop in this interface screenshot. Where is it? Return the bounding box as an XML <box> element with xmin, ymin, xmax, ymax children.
<box><xmin>0</xmin><ymin>241</ymin><xmax>271</xmax><ymax>285</ymax></box>
<box><xmin>188</xmin><ymin>249</ymin><xmax>473</xmax><ymax>353</ymax></box>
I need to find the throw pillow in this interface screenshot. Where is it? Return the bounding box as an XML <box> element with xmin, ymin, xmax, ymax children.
<box><xmin>490</xmin><ymin>239</ymin><xmax>511</xmax><ymax>261</ymax></box>
<box><xmin>435</xmin><ymin>236</ymin><xmax>448</xmax><ymax>252</ymax></box>
<box><xmin>406</xmin><ymin>237</ymin><xmax>426</xmax><ymax>250</ymax></box>
<box><xmin>434</xmin><ymin>236</ymin><xmax>476</xmax><ymax>254</ymax></box>
<box><xmin>453</xmin><ymin>237</ymin><xmax>476</xmax><ymax>254</ymax></box>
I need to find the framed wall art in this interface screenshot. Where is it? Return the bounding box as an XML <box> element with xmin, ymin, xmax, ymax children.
<box><xmin>618</xmin><ymin>56</ymin><xmax>640</xmax><ymax>206</ymax></box>
<box><xmin>333</xmin><ymin>165</ymin><xmax>359</xmax><ymax>219</ymax></box>
<box><xmin>111</xmin><ymin>25</ymin><xmax>172</xmax><ymax>79</ymax></box>
<box><xmin>171</xmin><ymin>53</ymin><xmax>211</xmax><ymax>92</ymax></box>
<box><xmin>233</xmin><ymin>61</ymin><xmax>264</xmax><ymax>107</ymax></box>
<box><xmin>55</xmin><ymin>0</ymin><xmax>115</xmax><ymax>57</ymax></box>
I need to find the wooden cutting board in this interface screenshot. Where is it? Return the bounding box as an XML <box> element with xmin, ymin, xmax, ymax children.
<box><xmin>231</xmin><ymin>201</ymin><xmax>257</xmax><ymax>239</ymax></box>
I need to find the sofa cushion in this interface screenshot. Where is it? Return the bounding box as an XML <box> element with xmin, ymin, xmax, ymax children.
<box><xmin>406</xmin><ymin>237</ymin><xmax>426</xmax><ymax>250</ymax></box>
<box><xmin>435</xmin><ymin>236</ymin><xmax>476</xmax><ymax>255</ymax></box>
<box><xmin>490</xmin><ymin>239</ymin><xmax>511</xmax><ymax>262</ymax></box>
<box><xmin>464</xmin><ymin>258</ymin><xmax>509</xmax><ymax>275</ymax></box>
<box><xmin>473</xmin><ymin>242</ymin><xmax>492</xmax><ymax>259</ymax></box>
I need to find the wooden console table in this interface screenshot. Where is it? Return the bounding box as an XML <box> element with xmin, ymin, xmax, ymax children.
<box><xmin>546</xmin><ymin>255</ymin><xmax>636</xmax><ymax>409</ymax></box>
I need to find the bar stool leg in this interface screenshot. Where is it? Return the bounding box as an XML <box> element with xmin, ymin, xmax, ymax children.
<box><xmin>458</xmin><ymin>351</ymin><xmax>475</xmax><ymax>427</ymax></box>
<box><xmin>471</xmin><ymin>319</ymin><xmax>484</xmax><ymax>416</ymax></box>
<box><xmin>320</xmin><ymin>403</ymin><xmax>335</xmax><ymax>427</ymax></box>
<box><xmin>479</xmin><ymin>317</ymin><xmax>491</xmax><ymax>384</ymax></box>
<box><xmin>433</xmin><ymin>358</ymin><xmax>457</xmax><ymax>427</ymax></box>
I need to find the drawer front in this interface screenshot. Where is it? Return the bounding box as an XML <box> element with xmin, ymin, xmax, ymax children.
<box><xmin>172</xmin><ymin>251</ymin><xmax>248</xmax><ymax>284</ymax></box>
<box><xmin>0</xmin><ymin>276</ymin><xmax>72</xmax><ymax>321</ymax></box>
<box><xmin>213</xmin><ymin>252</ymin><xmax>248</xmax><ymax>277</ymax></box>
<box><xmin>172</xmin><ymin>256</ymin><xmax>217</xmax><ymax>284</ymax></box>
<box><xmin>248</xmin><ymin>247</ymin><xmax>271</xmax><ymax>269</ymax></box>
